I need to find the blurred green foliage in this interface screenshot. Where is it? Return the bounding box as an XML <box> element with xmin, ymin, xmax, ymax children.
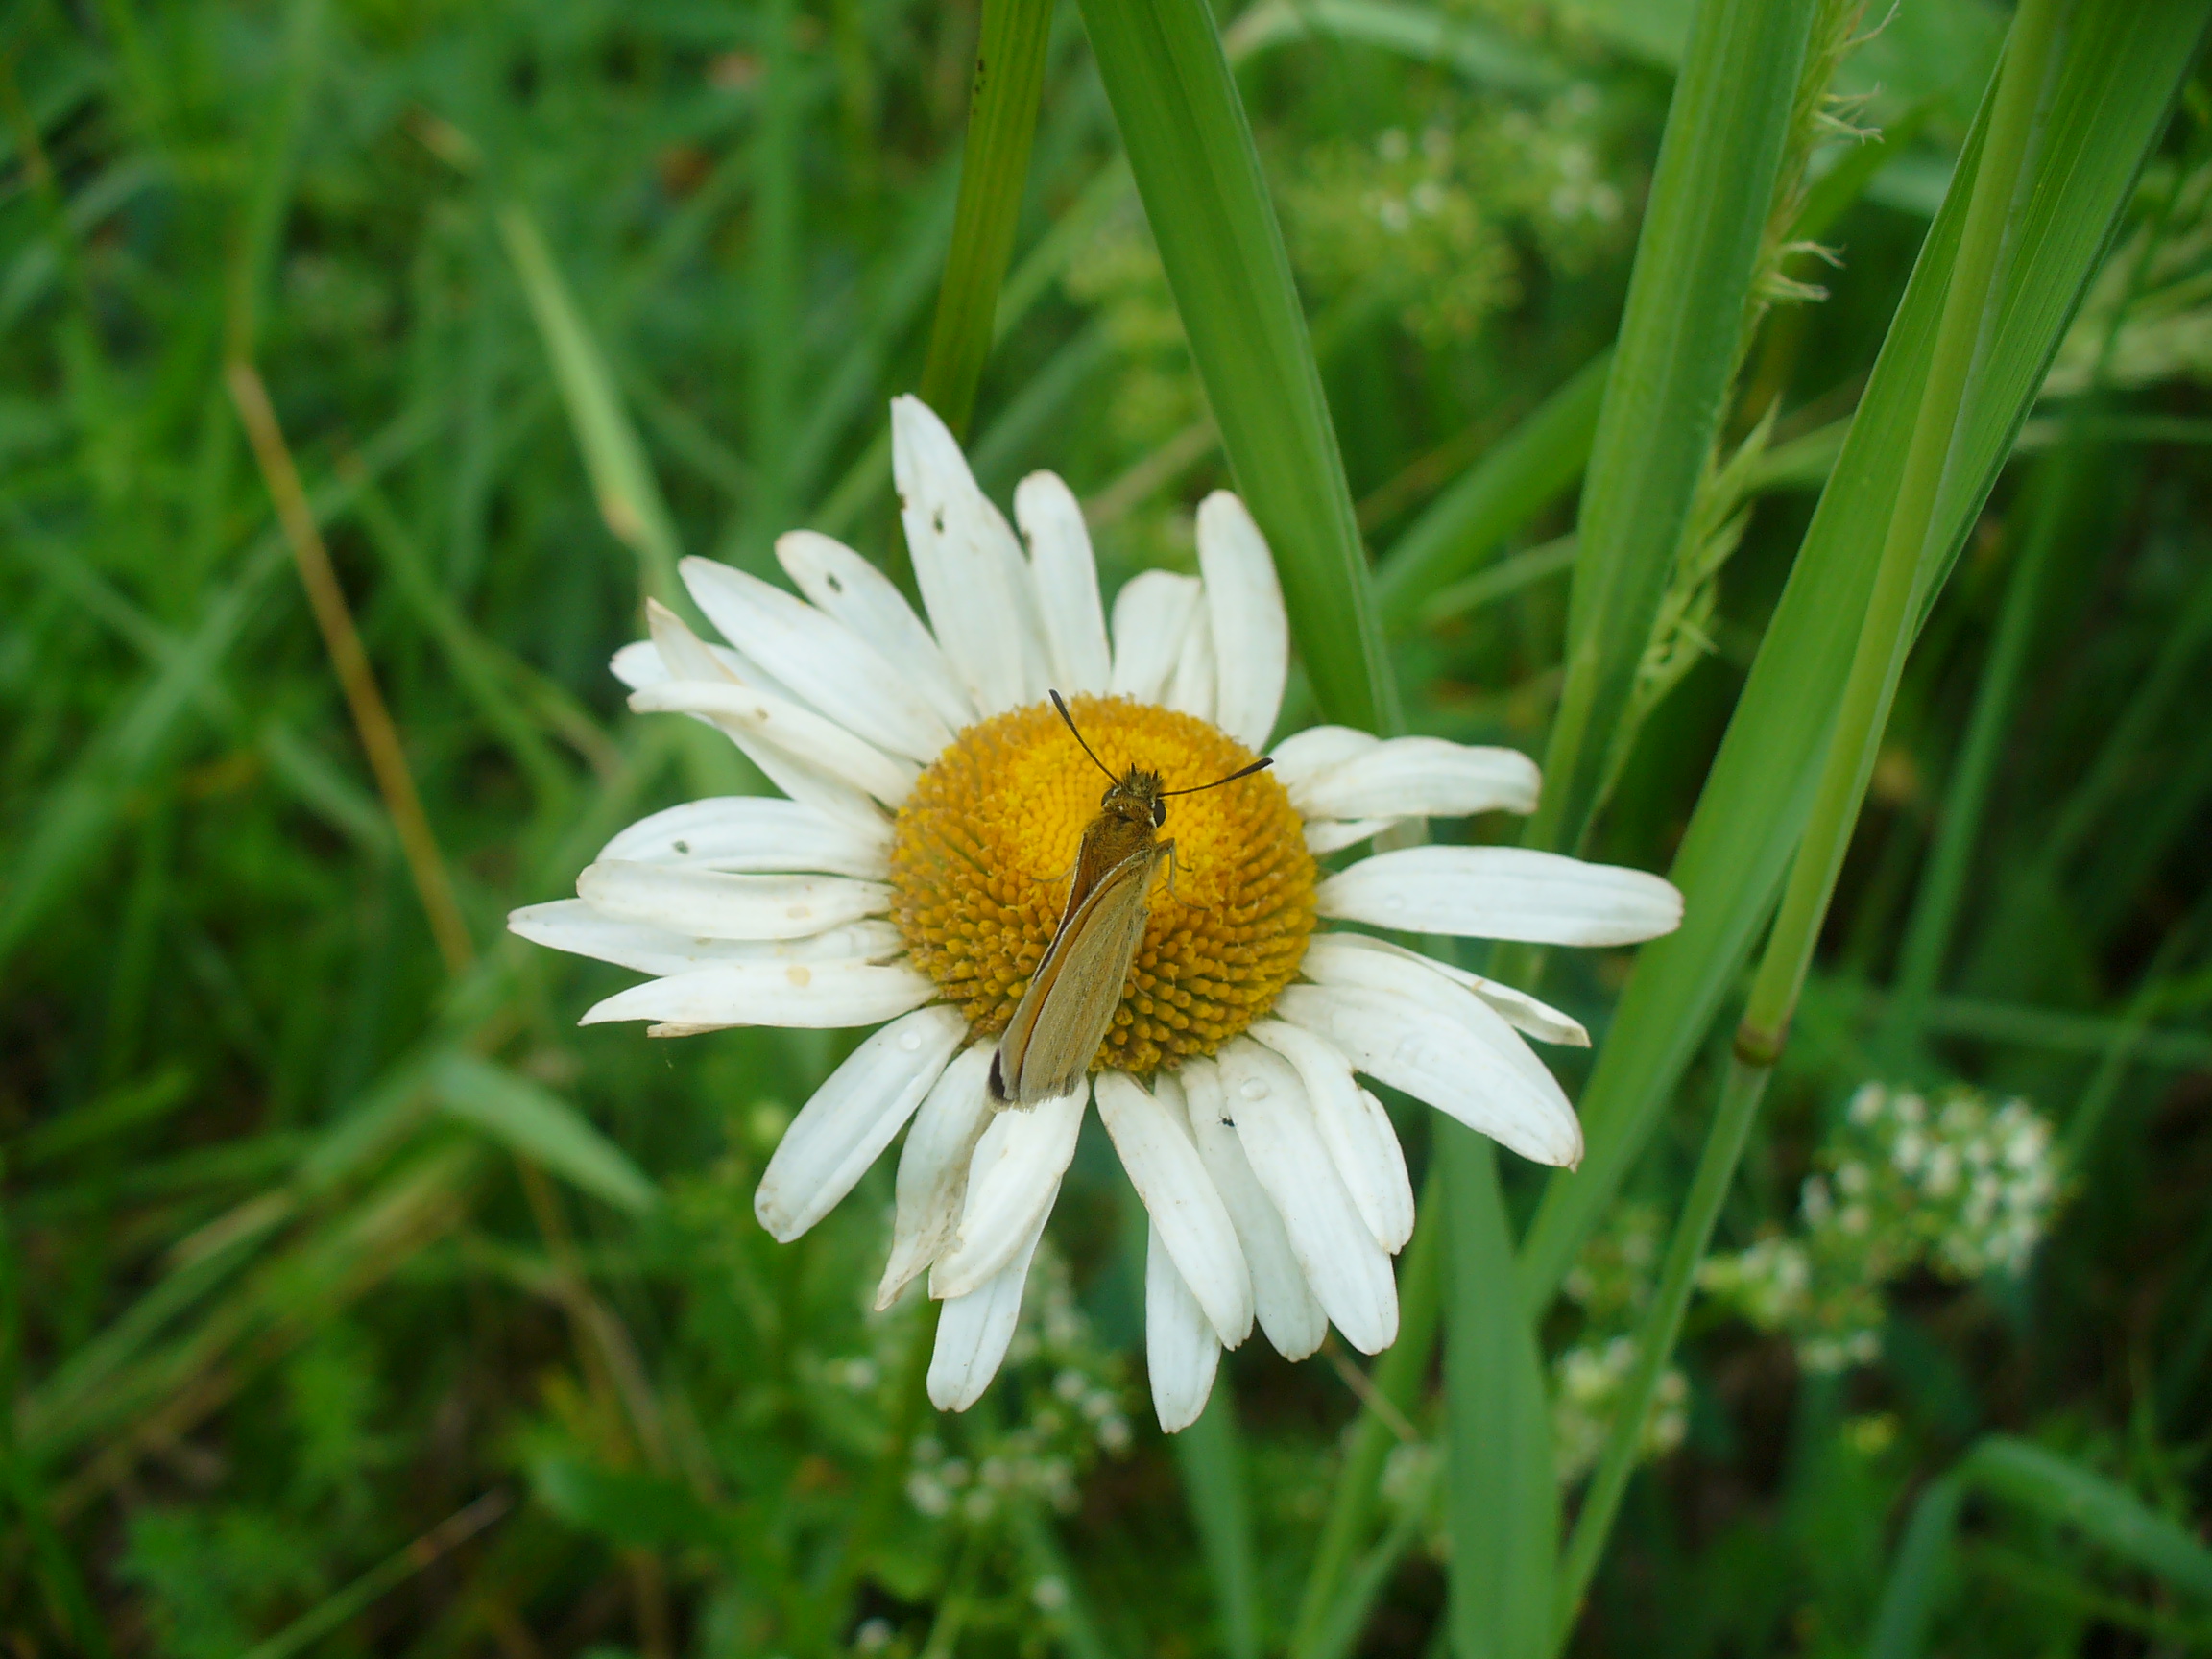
<box><xmin>4</xmin><ymin>0</ymin><xmax>2212</xmax><ymax>1652</ymax></box>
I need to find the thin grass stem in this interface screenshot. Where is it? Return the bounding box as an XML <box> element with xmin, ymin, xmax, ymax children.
<box><xmin>226</xmin><ymin>362</ymin><xmax>477</xmax><ymax>977</ymax></box>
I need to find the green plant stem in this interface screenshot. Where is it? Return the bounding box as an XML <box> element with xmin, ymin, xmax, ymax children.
<box><xmin>1291</xmin><ymin>1176</ymin><xmax>1443</xmax><ymax>1656</ymax></box>
<box><xmin>1551</xmin><ymin>5</ymin><xmax>2069</xmax><ymax>1633</ymax></box>
<box><xmin>917</xmin><ymin>0</ymin><xmax>1055</xmax><ymax>438</ymax></box>
<box><xmin>235</xmin><ymin>1491</ymin><xmax>511</xmax><ymax>1659</ymax></box>
<box><xmin>1551</xmin><ymin>1053</ymin><xmax>1768</xmax><ymax>1636</ymax></box>
<box><xmin>1738</xmin><ymin>0</ymin><xmax>2064</xmax><ymax>1060</ymax></box>
<box><xmin>1517</xmin><ymin>0</ymin><xmax>2212</xmax><ymax>1310</ymax></box>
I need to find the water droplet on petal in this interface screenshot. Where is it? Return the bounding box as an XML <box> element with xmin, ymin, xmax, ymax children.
<box><xmin>1382</xmin><ymin>893</ymin><xmax>1407</xmax><ymax>912</ymax></box>
<box><xmin>898</xmin><ymin>1028</ymin><xmax>924</xmax><ymax>1052</ymax></box>
<box><xmin>1239</xmin><ymin>1078</ymin><xmax>1267</xmax><ymax>1101</ymax></box>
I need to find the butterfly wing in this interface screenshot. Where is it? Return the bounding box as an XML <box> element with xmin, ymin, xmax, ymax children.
<box><xmin>990</xmin><ymin>843</ymin><xmax>1165</xmax><ymax>1105</ymax></box>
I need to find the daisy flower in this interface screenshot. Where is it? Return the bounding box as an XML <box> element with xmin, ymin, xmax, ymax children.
<box><xmin>510</xmin><ymin>397</ymin><xmax>1682</xmax><ymax>1431</ymax></box>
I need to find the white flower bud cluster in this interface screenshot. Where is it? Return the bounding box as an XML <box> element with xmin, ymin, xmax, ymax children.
<box><xmin>1700</xmin><ymin>1082</ymin><xmax>2064</xmax><ymax>1373</ymax></box>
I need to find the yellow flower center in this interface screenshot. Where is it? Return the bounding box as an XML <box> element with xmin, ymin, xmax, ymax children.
<box><xmin>890</xmin><ymin>695</ymin><xmax>1317</xmax><ymax>1078</ymax></box>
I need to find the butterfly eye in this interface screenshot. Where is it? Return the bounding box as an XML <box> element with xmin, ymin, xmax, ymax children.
<box><xmin>1101</xmin><ymin>785</ymin><xmax>1116</xmax><ymax>810</ymax></box>
<box><xmin>1151</xmin><ymin>799</ymin><xmax>1166</xmax><ymax>828</ymax></box>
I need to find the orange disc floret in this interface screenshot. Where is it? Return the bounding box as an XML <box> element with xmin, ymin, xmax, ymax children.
<box><xmin>889</xmin><ymin>695</ymin><xmax>1317</xmax><ymax>1078</ymax></box>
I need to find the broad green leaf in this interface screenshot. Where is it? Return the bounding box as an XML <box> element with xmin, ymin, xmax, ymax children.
<box><xmin>1531</xmin><ymin>0</ymin><xmax>1817</xmax><ymax>856</ymax></box>
<box><xmin>430</xmin><ymin>1052</ymin><xmax>658</xmax><ymax>1215</ymax></box>
<box><xmin>1074</xmin><ymin>0</ymin><xmax>1396</xmax><ymax>733</ymax></box>
<box><xmin>1223</xmin><ymin>0</ymin><xmax>1563</xmax><ymax>93</ymax></box>
<box><xmin>1520</xmin><ymin>0</ymin><xmax>2212</xmax><ymax>1306</ymax></box>
<box><xmin>533</xmin><ymin>1455</ymin><xmax>726</xmax><ymax>1550</ymax></box>
<box><xmin>1963</xmin><ymin>1437</ymin><xmax>2212</xmax><ymax>1601</ymax></box>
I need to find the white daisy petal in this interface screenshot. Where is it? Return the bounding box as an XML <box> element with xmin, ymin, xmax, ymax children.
<box><xmin>509</xmin><ymin>901</ymin><xmax>902</xmax><ymax>977</ymax></box>
<box><xmin>1194</xmin><ymin>493</ymin><xmax>1288</xmax><ymax>750</ymax></box>
<box><xmin>1146</xmin><ymin>1220</ymin><xmax>1223</xmax><ymax>1433</ymax></box>
<box><xmin>753</xmin><ymin>1005</ymin><xmax>967</xmax><ymax>1241</ymax></box>
<box><xmin>1288</xmin><ymin>737</ymin><xmax>1540</xmax><ymax>822</ymax></box>
<box><xmin>1167</xmin><ymin>598</ymin><xmax>1218</xmax><ymax>725</ymax></box>
<box><xmin>928</xmin><ymin>1201</ymin><xmax>1049</xmax><ymax>1411</ymax></box>
<box><xmin>892</xmin><ymin>395</ymin><xmax>1045</xmax><ymax>717</ymax></box>
<box><xmin>1179</xmin><ymin>1062</ymin><xmax>1327</xmax><ymax>1360</ymax></box>
<box><xmin>1014</xmin><ymin>472</ymin><xmax>1113</xmax><ymax>695</ymax></box>
<box><xmin>1303</xmin><ymin>818</ymin><xmax>1401</xmax><ymax>856</ymax></box>
<box><xmin>612</xmin><ymin>639</ymin><xmax>667</xmax><ymax>689</ymax></box>
<box><xmin>930</xmin><ymin>1081</ymin><xmax>1088</xmax><ymax>1299</ymax></box>
<box><xmin>1358</xmin><ymin>1089</ymin><xmax>1417</xmax><ymax>1243</ymax></box>
<box><xmin>642</xmin><ymin>603</ymin><xmax>888</xmax><ymax>832</ymax></box>
<box><xmin>777</xmin><ymin>530</ymin><xmax>975</xmax><ymax>734</ymax></box>
<box><xmin>877</xmin><ymin>1045</ymin><xmax>997</xmax><ymax>1310</ymax></box>
<box><xmin>577</xmin><ymin>861</ymin><xmax>889</xmax><ymax>942</ymax></box>
<box><xmin>1275</xmin><ymin>978</ymin><xmax>1581</xmax><ymax>1167</ymax></box>
<box><xmin>1095</xmin><ymin>1071</ymin><xmax>1252</xmax><ymax>1347</ymax></box>
<box><xmin>580</xmin><ymin>958</ymin><xmax>935</xmax><ymax>1028</ymax></box>
<box><xmin>1315</xmin><ymin>845</ymin><xmax>1683</xmax><ymax>946</ymax></box>
<box><xmin>1316</xmin><ymin>932</ymin><xmax>1588</xmax><ymax>1046</ymax></box>
<box><xmin>1251</xmin><ymin>1020</ymin><xmax>1415</xmax><ymax>1254</ymax></box>
<box><xmin>679</xmin><ymin>557</ymin><xmax>955</xmax><ymax>763</ymax></box>
<box><xmin>1108</xmin><ymin>570</ymin><xmax>1200</xmax><ymax>703</ymax></box>
<box><xmin>1268</xmin><ymin>725</ymin><xmax>1381</xmax><ymax>793</ymax></box>
<box><xmin>629</xmin><ymin>679</ymin><xmax>919</xmax><ymax>809</ymax></box>
<box><xmin>1214</xmin><ymin>1039</ymin><xmax>1398</xmax><ymax>1355</ymax></box>
<box><xmin>598</xmin><ymin>795</ymin><xmax>889</xmax><ymax>877</ymax></box>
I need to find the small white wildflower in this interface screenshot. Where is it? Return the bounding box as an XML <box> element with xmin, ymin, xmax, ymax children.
<box><xmin>907</xmin><ymin>1473</ymin><xmax>950</xmax><ymax>1517</ymax></box>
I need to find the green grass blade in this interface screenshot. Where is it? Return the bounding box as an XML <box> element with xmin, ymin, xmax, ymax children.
<box><xmin>1442</xmin><ymin>1127</ymin><xmax>1556</xmax><ymax>1659</ymax></box>
<box><xmin>1074</xmin><ymin>0</ymin><xmax>1396</xmax><ymax>733</ymax></box>
<box><xmin>1962</xmin><ymin>1436</ymin><xmax>2212</xmax><ymax>1600</ymax></box>
<box><xmin>1222</xmin><ymin>0</ymin><xmax>1563</xmax><ymax>94</ymax></box>
<box><xmin>1172</xmin><ymin>1386</ymin><xmax>1262</xmax><ymax>1659</ymax></box>
<box><xmin>1866</xmin><ymin>1474</ymin><xmax>1963</xmax><ymax>1659</ymax></box>
<box><xmin>917</xmin><ymin>0</ymin><xmax>1056</xmax><ymax>438</ymax></box>
<box><xmin>429</xmin><ymin>1052</ymin><xmax>659</xmax><ymax>1216</ymax></box>
<box><xmin>1519</xmin><ymin>0</ymin><xmax>2212</xmax><ymax>1306</ymax></box>
<box><xmin>496</xmin><ymin>203</ymin><xmax>685</xmax><ymax>606</ymax></box>
<box><xmin>1529</xmin><ymin>0</ymin><xmax>1817</xmax><ymax>856</ymax></box>
<box><xmin>1374</xmin><ymin>352</ymin><xmax>1608</xmax><ymax>632</ymax></box>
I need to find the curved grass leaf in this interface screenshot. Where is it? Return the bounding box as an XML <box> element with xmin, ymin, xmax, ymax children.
<box><xmin>430</xmin><ymin>1052</ymin><xmax>658</xmax><ymax>1216</ymax></box>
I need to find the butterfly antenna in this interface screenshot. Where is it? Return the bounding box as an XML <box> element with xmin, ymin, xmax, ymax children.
<box><xmin>1049</xmin><ymin>689</ymin><xmax>1119</xmax><ymax>783</ymax></box>
<box><xmin>1162</xmin><ymin>757</ymin><xmax>1274</xmax><ymax>797</ymax></box>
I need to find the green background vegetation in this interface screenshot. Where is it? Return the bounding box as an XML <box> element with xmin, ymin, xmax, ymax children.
<box><xmin>5</xmin><ymin>0</ymin><xmax>2212</xmax><ymax>1653</ymax></box>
